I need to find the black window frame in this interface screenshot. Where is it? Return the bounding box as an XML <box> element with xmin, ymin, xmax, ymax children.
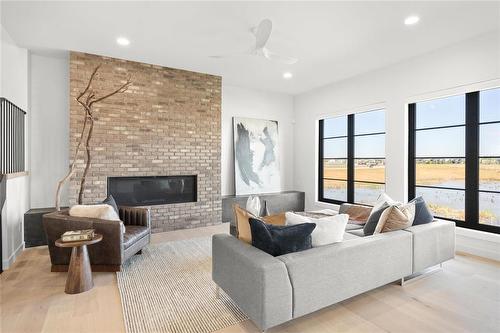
<box><xmin>318</xmin><ymin>111</ymin><xmax>386</xmax><ymax>205</ymax></box>
<box><xmin>408</xmin><ymin>90</ymin><xmax>500</xmax><ymax>234</ymax></box>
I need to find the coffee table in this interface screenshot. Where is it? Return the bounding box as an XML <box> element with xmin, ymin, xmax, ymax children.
<box><xmin>55</xmin><ymin>234</ymin><xmax>103</xmax><ymax>294</ymax></box>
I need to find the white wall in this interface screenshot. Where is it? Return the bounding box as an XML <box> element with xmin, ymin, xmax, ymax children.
<box><xmin>294</xmin><ymin>32</ymin><xmax>500</xmax><ymax>211</ymax></box>
<box><xmin>1</xmin><ymin>24</ymin><xmax>29</xmax><ymax>269</ymax></box>
<box><xmin>221</xmin><ymin>85</ymin><xmax>294</xmax><ymax>196</ymax></box>
<box><xmin>29</xmin><ymin>52</ymin><xmax>70</xmax><ymax>208</ymax></box>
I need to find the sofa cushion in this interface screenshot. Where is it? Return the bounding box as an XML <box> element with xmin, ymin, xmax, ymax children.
<box><xmin>343</xmin><ymin>232</ymin><xmax>361</xmax><ymax>241</ymax></box>
<box><xmin>347</xmin><ymin>229</ymin><xmax>365</xmax><ymax>237</ymax></box>
<box><xmin>345</xmin><ymin>223</ymin><xmax>363</xmax><ymax>231</ymax></box>
<box><xmin>249</xmin><ymin>218</ymin><xmax>315</xmax><ymax>256</ymax></box>
<box><xmin>123</xmin><ymin>225</ymin><xmax>149</xmax><ymax>249</ymax></box>
<box><xmin>285</xmin><ymin>212</ymin><xmax>348</xmax><ymax>247</ymax></box>
<box><xmin>409</xmin><ymin>196</ymin><xmax>434</xmax><ymax>225</ymax></box>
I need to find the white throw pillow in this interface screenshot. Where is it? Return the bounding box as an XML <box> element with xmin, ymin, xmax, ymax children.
<box><xmin>246</xmin><ymin>195</ymin><xmax>261</xmax><ymax>217</ymax></box>
<box><xmin>285</xmin><ymin>212</ymin><xmax>349</xmax><ymax>247</ymax></box>
<box><xmin>69</xmin><ymin>204</ymin><xmax>121</xmax><ymax>221</ymax></box>
<box><xmin>370</xmin><ymin>193</ymin><xmax>397</xmax><ymax>215</ymax></box>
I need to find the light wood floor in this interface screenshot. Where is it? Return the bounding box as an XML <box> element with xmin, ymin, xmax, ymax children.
<box><xmin>2</xmin><ymin>223</ymin><xmax>499</xmax><ymax>333</ymax></box>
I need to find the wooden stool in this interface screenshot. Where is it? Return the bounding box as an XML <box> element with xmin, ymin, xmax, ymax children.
<box><xmin>55</xmin><ymin>234</ymin><xmax>103</xmax><ymax>294</ymax></box>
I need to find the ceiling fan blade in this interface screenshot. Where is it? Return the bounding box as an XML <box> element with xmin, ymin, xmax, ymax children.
<box><xmin>262</xmin><ymin>48</ymin><xmax>298</xmax><ymax>65</ymax></box>
<box><xmin>255</xmin><ymin>18</ymin><xmax>272</xmax><ymax>49</ymax></box>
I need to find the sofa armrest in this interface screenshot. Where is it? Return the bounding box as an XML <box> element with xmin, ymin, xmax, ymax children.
<box><xmin>119</xmin><ymin>206</ymin><xmax>151</xmax><ymax>228</ymax></box>
<box><xmin>212</xmin><ymin>234</ymin><xmax>293</xmax><ymax>331</ymax></box>
<box><xmin>339</xmin><ymin>203</ymin><xmax>372</xmax><ymax>222</ymax></box>
<box><xmin>404</xmin><ymin>219</ymin><xmax>455</xmax><ymax>273</ymax></box>
<box><xmin>43</xmin><ymin>211</ymin><xmax>124</xmax><ymax>266</ymax></box>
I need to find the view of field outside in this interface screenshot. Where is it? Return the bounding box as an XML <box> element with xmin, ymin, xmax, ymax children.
<box><xmin>321</xmin><ymin>89</ymin><xmax>498</xmax><ymax>228</ymax></box>
<box><xmin>323</xmin><ymin>159</ymin><xmax>500</xmax><ymax>225</ymax></box>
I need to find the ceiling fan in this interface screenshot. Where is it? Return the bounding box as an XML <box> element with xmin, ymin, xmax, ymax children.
<box><xmin>210</xmin><ymin>18</ymin><xmax>298</xmax><ymax>65</ymax></box>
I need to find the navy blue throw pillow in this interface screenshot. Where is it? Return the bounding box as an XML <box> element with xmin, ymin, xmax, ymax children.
<box><xmin>409</xmin><ymin>196</ymin><xmax>434</xmax><ymax>225</ymax></box>
<box><xmin>363</xmin><ymin>203</ymin><xmax>389</xmax><ymax>236</ymax></box>
<box><xmin>102</xmin><ymin>194</ymin><xmax>119</xmax><ymax>215</ymax></box>
<box><xmin>249</xmin><ymin>218</ymin><xmax>315</xmax><ymax>257</ymax></box>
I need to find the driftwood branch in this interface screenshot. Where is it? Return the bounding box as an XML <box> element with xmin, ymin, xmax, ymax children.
<box><xmin>55</xmin><ymin>65</ymin><xmax>131</xmax><ymax>210</ymax></box>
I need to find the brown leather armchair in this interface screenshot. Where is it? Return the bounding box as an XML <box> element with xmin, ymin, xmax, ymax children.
<box><xmin>43</xmin><ymin>206</ymin><xmax>151</xmax><ymax>272</ymax></box>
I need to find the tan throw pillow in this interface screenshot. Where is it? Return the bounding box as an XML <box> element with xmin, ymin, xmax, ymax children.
<box><xmin>343</xmin><ymin>205</ymin><xmax>371</xmax><ymax>224</ymax></box>
<box><xmin>233</xmin><ymin>204</ymin><xmax>285</xmax><ymax>244</ymax></box>
<box><xmin>374</xmin><ymin>203</ymin><xmax>415</xmax><ymax>234</ymax></box>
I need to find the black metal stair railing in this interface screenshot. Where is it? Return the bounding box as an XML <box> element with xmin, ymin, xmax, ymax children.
<box><xmin>0</xmin><ymin>97</ymin><xmax>26</xmax><ymax>174</ymax></box>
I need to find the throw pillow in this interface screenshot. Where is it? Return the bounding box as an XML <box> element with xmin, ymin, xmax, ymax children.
<box><xmin>249</xmin><ymin>218</ymin><xmax>315</xmax><ymax>256</ymax></box>
<box><xmin>363</xmin><ymin>203</ymin><xmax>389</xmax><ymax>236</ymax></box>
<box><xmin>233</xmin><ymin>204</ymin><xmax>285</xmax><ymax>244</ymax></box>
<box><xmin>285</xmin><ymin>212</ymin><xmax>348</xmax><ymax>247</ymax></box>
<box><xmin>340</xmin><ymin>204</ymin><xmax>371</xmax><ymax>224</ymax></box>
<box><xmin>246</xmin><ymin>195</ymin><xmax>261</xmax><ymax>216</ymax></box>
<box><xmin>409</xmin><ymin>196</ymin><xmax>434</xmax><ymax>225</ymax></box>
<box><xmin>69</xmin><ymin>204</ymin><xmax>121</xmax><ymax>221</ymax></box>
<box><xmin>102</xmin><ymin>194</ymin><xmax>119</xmax><ymax>215</ymax></box>
<box><xmin>374</xmin><ymin>202</ymin><xmax>416</xmax><ymax>234</ymax></box>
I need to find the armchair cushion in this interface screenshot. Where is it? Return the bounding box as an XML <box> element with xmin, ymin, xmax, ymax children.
<box><xmin>123</xmin><ymin>225</ymin><xmax>150</xmax><ymax>249</ymax></box>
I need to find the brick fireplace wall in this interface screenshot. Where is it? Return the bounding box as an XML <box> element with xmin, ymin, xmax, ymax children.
<box><xmin>69</xmin><ymin>52</ymin><xmax>221</xmax><ymax>232</ymax></box>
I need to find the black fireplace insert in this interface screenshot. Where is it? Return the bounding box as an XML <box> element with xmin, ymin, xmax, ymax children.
<box><xmin>107</xmin><ymin>175</ymin><xmax>197</xmax><ymax>206</ymax></box>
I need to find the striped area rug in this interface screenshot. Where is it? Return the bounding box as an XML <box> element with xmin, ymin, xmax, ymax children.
<box><xmin>116</xmin><ymin>237</ymin><xmax>248</xmax><ymax>333</ymax></box>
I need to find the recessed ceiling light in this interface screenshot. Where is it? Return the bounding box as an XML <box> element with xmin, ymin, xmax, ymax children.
<box><xmin>404</xmin><ymin>16</ymin><xmax>420</xmax><ymax>26</ymax></box>
<box><xmin>116</xmin><ymin>37</ymin><xmax>130</xmax><ymax>46</ymax></box>
<box><xmin>283</xmin><ymin>72</ymin><xmax>293</xmax><ymax>79</ymax></box>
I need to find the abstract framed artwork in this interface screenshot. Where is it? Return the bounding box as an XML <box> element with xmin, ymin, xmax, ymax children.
<box><xmin>233</xmin><ymin>117</ymin><xmax>281</xmax><ymax>195</ymax></box>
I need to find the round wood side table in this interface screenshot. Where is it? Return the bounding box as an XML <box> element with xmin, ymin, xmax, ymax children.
<box><xmin>55</xmin><ymin>234</ymin><xmax>103</xmax><ymax>294</ymax></box>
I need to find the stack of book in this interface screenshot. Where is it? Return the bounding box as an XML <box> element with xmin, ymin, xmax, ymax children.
<box><xmin>61</xmin><ymin>229</ymin><xmax>95</xmax><ymax>242</ymax></box>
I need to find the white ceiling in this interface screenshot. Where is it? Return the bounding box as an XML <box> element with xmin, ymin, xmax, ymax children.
<box><xmin>2</xmin><ymin>1</ymin><xmax>499</xmax><ymax>95</ymax></box>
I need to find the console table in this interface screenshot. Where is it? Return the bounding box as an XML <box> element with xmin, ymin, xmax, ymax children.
<box><xmin>222</xmin><ymin>191</ymin><xmax>305</xmax><ymax>235</ymax></box>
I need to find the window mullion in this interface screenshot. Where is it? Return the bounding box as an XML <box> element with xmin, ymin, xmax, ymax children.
<box><xmin>465</xmin><ymin>92</ymin><xmax>479</xmax><ymax>225</ymax></box>
<box><xmin>408</xmin><ymin>103</ymin><xmax>416</xmax><ymax>201</ymax></box>
<box><xmin>347</xmin><ymin>114</ymin><xmax>355</xmax><ymax>203</ymax></box>
<box><xmin>318</xmin><ymin>119</ymin><xmax>325</xmax><ymax>201</ymax></box>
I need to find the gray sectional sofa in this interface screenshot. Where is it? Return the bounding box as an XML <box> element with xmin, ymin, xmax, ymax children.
<box><xmin>212</xmin><ymin>213</ymin><xmax>455</xmax><ymax>332</ymax></box>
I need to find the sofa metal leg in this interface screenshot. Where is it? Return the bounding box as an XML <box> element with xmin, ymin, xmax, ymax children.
<box><xmin>216</xmin><ymin>286</ymin><xmax>220</xmax><ymax>299</ymax></box>
<box><xmin>400</xmin><ymin>277</ymin><xmax>405</xmax><ymax>286</ymax></box>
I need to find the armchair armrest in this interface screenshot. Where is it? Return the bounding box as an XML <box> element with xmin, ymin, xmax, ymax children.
<box><xmin>43</xmin><ymin>210</ymin><xmax>124</xmax><ymax>266</ymax></box>
<box><xmin>119</xmin><ymin>206</ymin><xmax>151</xmax><ymax>227</ymax></box>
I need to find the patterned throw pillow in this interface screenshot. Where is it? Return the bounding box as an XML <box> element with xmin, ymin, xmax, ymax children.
<box><xmin>373</xmin><ymin>202</ymin><xmax>416</xmax><ymax>234</ymax></box>
<box><xmin>249</xmin><ymin>218</ymin><xmax>316</xmax><ymax>256</ymax></box>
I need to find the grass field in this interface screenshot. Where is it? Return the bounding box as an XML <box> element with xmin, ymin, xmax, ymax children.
<box><xmin>323</xmin><ymin>162</ymin><xmax>500</xmax><ymax>225</ymax></box>
<box><xmin>324</xmin><ymin>162</ymin><xmax>500</xmax><ymax>185</ymax></box>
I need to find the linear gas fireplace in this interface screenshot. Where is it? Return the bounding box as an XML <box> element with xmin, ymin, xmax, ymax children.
<box><xmin>108</xmin><ymin>175</ymin><xmax>197</xmax><ymax>206</ymax></box>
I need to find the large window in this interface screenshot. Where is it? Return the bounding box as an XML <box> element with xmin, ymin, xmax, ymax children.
<box><xmin>319</xmin><ymin>109</ymin><xmax>385</xmax><ymax>205</ymax></box>
<box><xmin>409</xmin><ymin>88</ymin><xmax>500</xmax><ymax>233</ymax></box>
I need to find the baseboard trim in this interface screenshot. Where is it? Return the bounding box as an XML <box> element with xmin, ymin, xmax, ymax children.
<box><xmin>2</xmin><ymin>241</ymin><xmax>25</xmax><ymax>270</ymax></box>
<box><xmin>455</xmin><ymin>227</ymin><xmax>500</xmax><ymax>262</ymax></box>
